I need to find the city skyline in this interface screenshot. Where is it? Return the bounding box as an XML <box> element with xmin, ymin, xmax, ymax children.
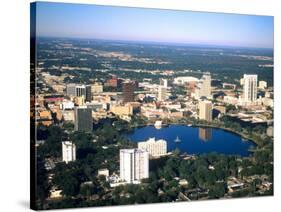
<box><xmin>31</xmin><ymin>2</ymin><xmax>274</xmax><ymax>209</ymax></box>
<box><xmin>35</xmin><ymin>2</ymin><xmax>274</xmax><ymax>49</ymax></box>
<box><xmin>32</xmin><ymin>35</ymin><xmax>274</xmax><ymax>211</ymax></box>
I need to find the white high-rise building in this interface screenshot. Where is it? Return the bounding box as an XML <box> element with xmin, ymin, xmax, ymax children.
<box><xmin>158</xmin><ymin>86</ymin><xmax>167</xmax><ymax>101</ymax></box>
<box><xmin>120</xmin><ymin>149</ymin><xmax>149</xmax><ymax>183</ymax></box>
<box><xmin>198</xmin><ymin>100</ymin><xmax>213</xmax><ymax>122</ymax></box>
<box><xmin>243</xmin><ymin>74</ymin><xmax>258</xmax><ymax>102</ymax></box>
<box><xmin>62</xmin><ymin>141</ymin><xmax>76</xmax><ymax>164</ymax></box>
<box><xmin>195</xmin><ymin>73</ymin><xmax>212</xmax><ymax>99</ymax></box>
<box><xmin>138</xmin><ymin>137</ymin><xmax>167</xmax><ymax>157</ymax></box>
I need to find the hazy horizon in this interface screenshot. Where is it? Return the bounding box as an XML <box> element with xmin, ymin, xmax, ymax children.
<box><xmin>34</xmin><ymin>2</ymin><xmax>274</xmax><ymax>49</ymax></box>
<box><xmin>37</xmin><ymin>36</ymin><xmax>274</xmax><ymax>51</ymax></box>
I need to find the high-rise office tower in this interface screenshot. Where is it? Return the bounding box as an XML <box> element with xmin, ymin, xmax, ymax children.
<box><xmin>66</xmin><ymin>84</ymin><xmax>92</xmax><ymax>102</ymax></box>
<box><xmin>243</xmin><ymin>74</ymin><xmax>258</xmax><ymax>102</ymax></box>
<box><xmin>195</xmin><ymin>72</ymin><xmax>212</xmax><ymax>99</ymax></box>
<box><xmin>120</xmin><ymin>149</ymin><xmax>149</xmax><ymax>183</ymax></box>
<box><xmin>62</xmin><ymin>141</ymin><xmax>76</xmax><ymax>164</ymax></box>
<box><xmin>199</xmin><ymin>100</ymin><xmax>213</xmax><ymax>122</ymax></box>
<box><xmin>158</xmin><ymin>86</ymin><xmax>167</xmax><ymax>101</ymax></box>
<box><xmin>75</xmin><ymin>85</ymin><xmax>86</xmax><ymax>97</ymax></box>
<box><xmin>66</xmin><ymin>84</ymin><xmax>77</xmax><ymax>96</ymax></box>
<box><xmin>74</xmin><ymin>106</ymin><xmax>93</xmax><ymax>132</ymax></box>
<box><xmin>138</xmin><ymin>137</ymin><xmax>167</xmax><ymax>157</ymax></box>
<box><xmin>85</xmin><ymin>85</ymin><xmax>92</xmax><ymax>102</ymax></box>
<box><xmin>122</xmin><ymin>81</ymin><xmax>135</xmax><ymax>103</ymax></box>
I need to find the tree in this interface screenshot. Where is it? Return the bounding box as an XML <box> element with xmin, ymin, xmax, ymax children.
<box><xmin>80</xmin><ymin>184</ymin><xmax>94</xmax><ymax>198</ymax></box>
<box><xmin>226</xmin><ymin>104</ymin><xmax>236</xmax><ymax>113</ymax></box>
<box><xmin>36</xmin><ymin>155</ymin><xmax>50</xmax><ymax>206</ymax></box>
<box><xmin>38</xmin><ymin>125</ymin><xmax>67</xmax><ymax>157</ymax></box>
<box><xmin>63</xmin><ymin>122</ymin><xmax>74</xmax><ymax>131</ymax></box>
<box><xmin>208</xmin><ymin>182</ymin><xmax>226</xmax><ymax>199</ymax></box>
<box><xmin>60</xmin><ymin>175</ymin><xmax>80</xmax><ymax>197</ymax></box>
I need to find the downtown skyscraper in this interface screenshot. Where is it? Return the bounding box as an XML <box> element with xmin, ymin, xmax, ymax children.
<box><xmin>158</xmin><ymin>86</ymin><xmax>168</xmax><ymax>101</ymax></box>
<box><xmin>243</xmin><ymin>74</ymin><xmax>258</xmax><ymax>102</ymax></box>
<box><xmin>122</xmin><ymin>81</ymin><xmax>135</xmax><ymax>103</ymax></box>
<box><xmin>66</xmin><ymin>84</ymin><xmax>92</xmax><ymax>102</ymax></box>
<box><xmin>198</xmin><ymin>100</ymin><xmax>213</xmax><ymax>122</ymax></box>
<box><xmin>74</xmin><ymin>106</ymin><xmax>93</xmax><ymax>132</ymax></box>
<box><xmin>195</xmin><ymin>72</ymin><xmax>212</xmax><ymax>99</ymax></box>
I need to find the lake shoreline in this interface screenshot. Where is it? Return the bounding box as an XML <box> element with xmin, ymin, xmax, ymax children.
<box><xmin>126</xmin><ymin>123</ymin><xmax>256</xmax><ymax>157</ymax></box>
<box><xmin>129</xmin><ymin>122</ymin><xmax>257</xmax><ymax>145</ymax></box>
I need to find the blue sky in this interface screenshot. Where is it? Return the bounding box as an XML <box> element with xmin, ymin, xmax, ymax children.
<box><xmin>35</xmin><ymin>2</ymin><xmax>274</xmax><ymax>48</ymax></box>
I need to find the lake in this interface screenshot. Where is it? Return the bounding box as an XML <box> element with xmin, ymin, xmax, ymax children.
<box><xmin>126</xmin><ymin>125</ymin><xmax>255</xmax><ymax>157</ymax></box>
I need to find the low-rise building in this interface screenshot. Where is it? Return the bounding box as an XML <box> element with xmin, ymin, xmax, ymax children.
<box><xmin>213</xmin><ymin>105</ymin><xmax>226</xmax><ymax>114</ymax></box>
<box><xmin>49</xmin><ymin>187</ymin><xmax>63</xmax><ymax>199</ymax></box>
<box><xmin>262</xmin><ymin>97</ymin><xmax>273</xmax><ymax>107</ymax></box>
<box><xmin>98</xmin><ymin>168</ymin><xmax>109</xmax><ymax>178</ymax></box>
<box><xmin>173</xmin><ymin>76</ymin><xmax>199</xmax><ymax>85</ymax></box>
<box><xmin>227</xmin><ymin>177</ymin><xmax>245</xmax><ymax>193</ymax></box>
<box><xmin>60</xmin><ymin>100</ymin><xmax>75</xmax><ymax>110</ymax></box>
<box><xmin>111</xmin><ymin>104</ymin><xmax>133</xmax><ymax>116</ymax></box>
<box><xmin>179</xmin><ymin>179</ymin><xmax>189</xmax><ymax>186</ymax></box>
<box><xmin>259</xmin><ymin>81</ymin><xmax>267</xmax><ymax>90</ymax></box>
<box><xmin>267</xmin><ymin>126</ymin><xmax>273</xmax><ymax>137</ymax></box>
<box><xmin>168</xmin><ymin>111</ymin><xmax>184</xmax><ymax>119</ymax></box>
<box><xmin>37</xmin><ymin>109</ymin><xmax>53</xmax><ymax>126</ymax></box>
<box><xmin>91</xmin><ymin>83</ymin><xmax>103</xmax><ymax>93</ymax></box>
<box><xmin>74</xmin><ymin>96</ymin><xmax>85</xmax><ymax>106</ymax></box>
<box><xmin>223</xmin><ymin>96</ymin><xmax>239</xmax><ymax>105</ymax></box>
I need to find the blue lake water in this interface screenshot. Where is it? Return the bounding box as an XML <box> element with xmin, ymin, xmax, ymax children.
<box><xmin>126</xmin><ymin>125</ymin><xmax>255</xmax><ymax>157</ymax></box>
